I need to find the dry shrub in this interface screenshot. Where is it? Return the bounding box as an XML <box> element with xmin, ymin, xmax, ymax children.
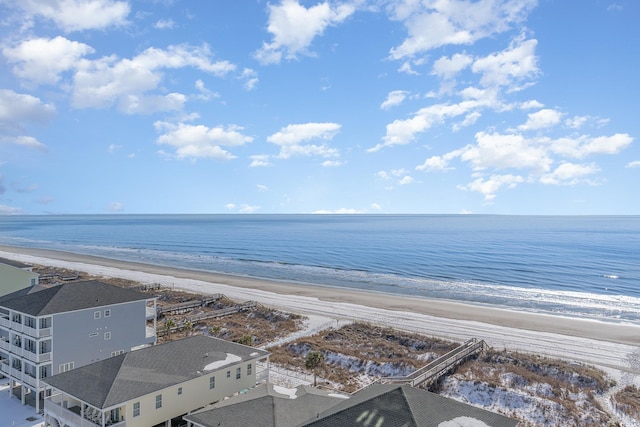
<box><xmin>613</xmin><ymin>384</ymin><xmax>640</xmax><ymax>420</ymax></box>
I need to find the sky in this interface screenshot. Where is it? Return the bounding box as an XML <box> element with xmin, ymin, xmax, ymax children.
<box><xmin>0</xmin><ymin>0</ymin><xmax>638</xmax><ymax>215</ymax></box>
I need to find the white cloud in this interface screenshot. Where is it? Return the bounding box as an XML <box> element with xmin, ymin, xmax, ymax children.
<box><xmin>518</xmin><ymin>108</ymin><xmax>562</xmax><ymax>131</ymax></box>
<box><xmin>565</xmin><ymin>115</ymin><xmax>588</xmax><ymax>129</ymax></box>
<box><xmin>225</xmin><ymin>203</ymin><xmax>236</xmax><ymax>210</ymax></box>
<box><xmin>257</xmin><ymin>184</ymin><xmax>269</xmax><ymax>192</ymax></box>
<box><xmin>431</xmin><ymin>53</ymin><xmax>473</xmax><ymax>80</ymax></box>
<box><xmin>398</xmin><ymin>175</ymin><xmax>414</xmax><ymax>185</ymax></box>
<box><xmin>370</xmin><ymin>97</ymin><xmax>495</xmax><ymax>152</ymax></box>
<box><xmin>380</xmin><ymin>90</ymin><xmax>409</xmax><ymax>110</ymax></box>
<box><xmin>519</xmin><ymin>100</ymin><xmax>544</xmax><ymax>110</ymax></box>
<box><xmin>3</xmin><ymin>36</ymin><xmax>94</xmax><ymax>85</ymax></box>
<box><xmin>72</xmin><ymin>44</ymin><xmax>235</xmax><ymax>113</ymax></box>
<box><xmin>0</xmin><ymin>204</ymin><xmax>24</xmax><ymax>215</ymax></box>
<box><xmin>471</xmin><ymin>36</ymin><xmax>539</xmax><ymax>90</ymax></box>
<box><xmin>370</xmin><ymin>203</ymin><xmax>382</xmax><ymax>211</ymax></box>
<box><xmin>416</xmin><ymin>155</ymin><xmax>453</xmax><ymax>172</ymax></box>
<box><xmin>154</xmin><ymin>19</ymin><xmax>175</xmax><ymax>30</ymax></box>
<box><xmin>240</xmin><ymin>68</ymin><xmax>259</xmax><ymax>91</ymax></box>
<box><xmin>12</xmin><ymin>0</ymin><xmax>130</xmax><ymax>32</ymax></box>
<box><xmin>313</xmin><ymin>208</ymin><xmax>365</xmax><ymax>214</ymax></box>
<box><xmin>388</xmin><ymin>0</ymin><xmax>537</xmax><ymax>60</ymax></box>
<box><xmin>322</xmin><ymin>160</ymin><xmax>342</xmax><ymax>167</ymax></box>
<box><xmin>626</xmin><ymin>160</ymin><xmax>640</xmax><ymax>168</ymax></box>
<box><xmin>154</xmin><ymin>121</ymin><xmax>253</xmax><ymax>161</ymax></box>
<box><xmin>107</xmin><ymin>144</ymin><xmax>120</xmax><ymax>154</ymax></box>
<box><xmin>249</xmin><ymin>155</ymin><xmax>272</xmax><ymax>167</ymax></box>
<box><xmin>459</xmin><ymin>132</ymin><xmax>552</xmax><ymax>173</ymax></box>
<box><xmin>238</xmin><ymin>204</ymin><xmax>260</xmax><ymax>213</ymax></box>
<box><xmin>1</xmin><ymin>136</ymin><xmax>48</xmax><ymax>152</ymax></box>
<box><xmin>547</xmin><ymin>133</ymin><xmax>633</xmax><ymax>158</ymax></box>
<box><xmin>254</xmin><ymin>0</ymin><xmax>355</xmax><ymax>64</ymax></box>
<box><xmin>267</xmin><ymin>122</ymin><xmax>341</xmax><ymax>159</ymax></box>
<box><xmin>0</xmin><ymin>90</ymin><xmax>54</xmax><ymax>151</ymax></box>
<box><xmin>107</xmin><ymin>201</ymin><xmax>124</xmax><ymax>212</ymax></box>
<box><xmin>539</xmin><ymin>162</ymin><xmax>600</xmax><ymax>185</ymax></box>
<box><xmin>0</xmin><ymin>89</ymin><xmax>56</xmax><ymax>126</ymax></box>
<box><xmin>458</xmin><ymin>174</ymin><xmax>524</xmax><ymax>201</ymax></box>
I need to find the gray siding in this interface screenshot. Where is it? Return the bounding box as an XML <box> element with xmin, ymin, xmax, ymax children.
<box><xmin>51</xmin><ymin>300</ymin><xmax>152</xmax><ymax>374</ymax></box>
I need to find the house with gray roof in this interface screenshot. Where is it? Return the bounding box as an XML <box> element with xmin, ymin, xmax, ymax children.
<box><xmin>0</xmin><ymin>257</ymin><xmax>39</xmax><ymax>297</ymax></box>
<box><xmin>184</xmin><ymin>383</ymin><xmax>347</xmax><ymax>427</ymax></box>
<box><xmin>0</xmin><ymin>280</ymin><xmax>157</xmax><ymax>413</ymax></box>
<box><xmin>300</xmin><ymin>384</ymin><xmax>519</xmax><ymax>427</ymax></box>
<box><xmin>43</xmin><ymin>335</ymin><xmax>270</xmax><ymax>427</ymax></box>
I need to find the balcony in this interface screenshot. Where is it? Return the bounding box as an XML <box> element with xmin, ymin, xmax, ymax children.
<box><xmin>0</xmin><ymin>336</ymin><xmax>9</xmax><ymax>351</ymax></box>
<box><xmin>146</xmin><ymin>306</ymin><xmax>156</xmax><ymax>319</ymax></box>
<box><xmin>23</xmin><ymin>349</ymin><xmax>52</xmax><ymax>363</ymax></box>
<box><xmin>45</xmin><ymin>399</ymin><xmax>126</xmax><ymax>427</ymax></box>
<box><xmin>0</xmin><ymin>316</ymin><xmax>9</xmax><ymax>328</ymax></box>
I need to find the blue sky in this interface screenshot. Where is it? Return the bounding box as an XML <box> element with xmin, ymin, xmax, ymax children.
<box><xmin>0</xmin><ymin>0</ymin><xmax>638</xmax><ymax>215</ymax></box>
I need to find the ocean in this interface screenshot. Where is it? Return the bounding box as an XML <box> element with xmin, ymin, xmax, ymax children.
<box><xmin>1</xmin><ymin>214</ymin><xmax>639</xmax><ymax>324</ymax></box>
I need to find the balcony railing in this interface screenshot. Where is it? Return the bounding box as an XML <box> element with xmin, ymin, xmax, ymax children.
<box><xmin>23</xmin><ymin>349</ymin><xmax>52</xmax><ymax>364</ymax></box>
<box><xmin>45</xmin><ymin>400</ymin><xmax>126</xmax><ymax>427</ymax></box>
<box><xmin>0</xmin><ymin>316</ymin><xmax>9</xmax><ymax>328</ymax></box>
<box><xmin>0</xmin><ymin>337</ymin><xmax>9</xmax><ymax>351</ymax></box>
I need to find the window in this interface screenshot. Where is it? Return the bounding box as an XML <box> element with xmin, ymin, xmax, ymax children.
<box><xmin>111</xmin><ymin>350</ymin><xmax>124</xmax><ymax>357</ymax></box>
<box><xmin>94</xmin><ymin>311</ymin><xmax>101</xmax><ymax>319</ymax></box>
<box><xmin>89</xmin><ymin>332</ymin><xmax>98</xmax><ymax>337</ymax></box>
<box><xmin>104</xmin><ymin>309</ymin><xmax>111</xmax><ymax>317</ymax></box>
<box><xmin>155</xmin><ymin>394</ymin><xmax>162</xmax><ymax>409</ymax></box>
<box><xmin>226</xmin><ymin>370</ymin><xmax>231</xmax><ymax>378</ymax></box>
<box><xmin>25</xmin><ymin>316</ymin><xmax>36</xmax><ymax>328</ymax></box>
<box><xmin>209</xmin><ymin>376</ymin><xmax>216</xmax><ymax>389</ymax></box>
<box><xmin>40</xmin><ymin>365</ymin><xmax>49</xmax><ymax>379</ymax></box>
<box><xmin>12</xmin><ymin>313</ymin><xmax>21</xmax><ymax>323</ymax></box>
<box><xmin>247</xmin><ymin>363</ymin><xmax>252</xmax><ymax>375</ymax></box>
<box><xmin>178</xmin><ymin>387</ymin><xmax>183</xmax><ymax>395</ymax></box>
<box><xmin>40</xmin><ymin>317</ymin><xmax>51</xmax><ymax>329</ymax></box>
<box><xmin>133</xmin><ymin>402</ymin><xmax>140</xmax><ymax>417</ymax></box>
<box><xmin>31</xmin><ymin>278</ymin><xmax>36</xmax><ymax>286</ymax></box>
<box><xmin>236</xmin><ymin>367</ymin><xmax>241</xmax><ymax>380</ymax></box>
<box><xmin>59</xmin><ymin>362</ymin><xmax>74</xmax><ymax>373</ymax></box>
<box><xmin>104</xmin><ymin>332</ymin><xmax>111</xmax><ymax>340</ymax></box>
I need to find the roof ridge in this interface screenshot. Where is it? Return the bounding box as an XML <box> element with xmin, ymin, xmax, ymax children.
<box><xmin>101</xmin><ymin>353</ymin><xmax>130</xmax><ymax>409</ymax></box>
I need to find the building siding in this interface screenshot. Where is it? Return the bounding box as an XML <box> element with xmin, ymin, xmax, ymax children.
<box><xmin>52</xmin><ymin>300</ymin><xmax>153</xmax><ymax>373</ymax></box>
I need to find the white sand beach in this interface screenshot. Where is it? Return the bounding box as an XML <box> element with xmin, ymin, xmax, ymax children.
<box><xmin>1</xmin><ymin>245</ymin><xmax>639</xmax><ymax>380</ymax></box>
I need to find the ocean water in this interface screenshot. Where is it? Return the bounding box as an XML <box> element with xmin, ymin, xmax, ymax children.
<box><xmin>1</xmin><ymin>214</ymin><xmax>639</xmax><ymax>324</ymax></box>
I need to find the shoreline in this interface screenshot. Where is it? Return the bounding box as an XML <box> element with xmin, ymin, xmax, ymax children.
<box><xmin>2</xmin><ymin>244</ymin><xmax>639</xmax><ymax>348</ymax></box>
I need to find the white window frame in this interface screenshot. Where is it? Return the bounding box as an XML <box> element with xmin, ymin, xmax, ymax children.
<box><xmin>94</xmin><ymin>311</ymin><xmax>101</xmax><ymax>319</ymax></box>
<box><xmin>209</xmin><ymin>376</ymin><xmax>215</xmax><ymax>389</ymax></box>
<box><xmin>247</xmin><ymin>363</ymin><xmax>252</xmax><ymax>375</ymax></box>
<box><xmin>155</xmin><ymin>394</ymin><xmax>162</xmax><ymax>409</ymax></box>
<box><xmin>104</xmin><ymin>332</ymin><xmax>111</xmax><ymax>340</ymax></box>
<box><xmin>236</xmin><ymin>367</ymin><xmax>241</xmax><ymax>380</ymax></box>
<box><xmin>133</xmin><ymin>402</ymin><xmax>140</xmax><ymax>417</ymax></box>
<box><xmin>104</xmin><ymin>309</ymin><xmax>111</xmax><ymax>317</ymax></box>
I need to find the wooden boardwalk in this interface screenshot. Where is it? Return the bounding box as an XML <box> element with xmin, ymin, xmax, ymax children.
<box><xmin>157</xmin><ymin>301</ymin><xmax>257</xmax><ymax>336</ymax></box>
<box><xmin>378</xmin><ymin>338</ymin><xmax>488</xmax><ymax>388</ymax></box>
<box><xmin>156</xmin><ymin>294</ymin><xmax>224</xmax><ymax>316</ymax></box>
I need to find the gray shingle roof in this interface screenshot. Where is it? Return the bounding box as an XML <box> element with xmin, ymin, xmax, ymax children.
<box><xmin>0</xmin><ymin>280</ymin><xmax>151</xmax><ymax>315</ymax></box>
<box><xmin>185</xmin><ymin>383</ymin><xmax>346</xmax><ymax>427</ymax></box>
<box><xmin>300</xmin><ymin>384</ymin><xmax>519</xmax><ymax>427</ymax></box>
<box><xmin>43</xmin><ymin>335</ymin><xmax>270</xmax><ymax>409</ymax></box>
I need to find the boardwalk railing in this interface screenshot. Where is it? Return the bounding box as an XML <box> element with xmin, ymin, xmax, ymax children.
<box><xmin>380</xmin><ymin>338</ymin><xmax>488</xmax><ymax>388</ymax></box>
<box><xmin>156</xmin><ymin>295</ymin><xmax>224</xmax><ymax>316</ymax></box>
<box><xmin>157</xmin><ymin>301</ymin><xmax>257</xmax><ymax>336</ymax></box>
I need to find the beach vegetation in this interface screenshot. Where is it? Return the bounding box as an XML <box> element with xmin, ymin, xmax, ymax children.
<box><xmin>612</xmin><ymin>384</ymin><xmax>640</xmax><ymax>421</ymax></box>
<box><xmin>305</xmin><ymin>351</ymin><xmax>325</xmax><ymax>386</ymax></box>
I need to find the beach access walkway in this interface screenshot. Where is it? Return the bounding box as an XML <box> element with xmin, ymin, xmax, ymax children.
<box><xmin>376</xmin><ymin>338</ymin><xmax>488</xmax><ymax>389</ymax></box>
